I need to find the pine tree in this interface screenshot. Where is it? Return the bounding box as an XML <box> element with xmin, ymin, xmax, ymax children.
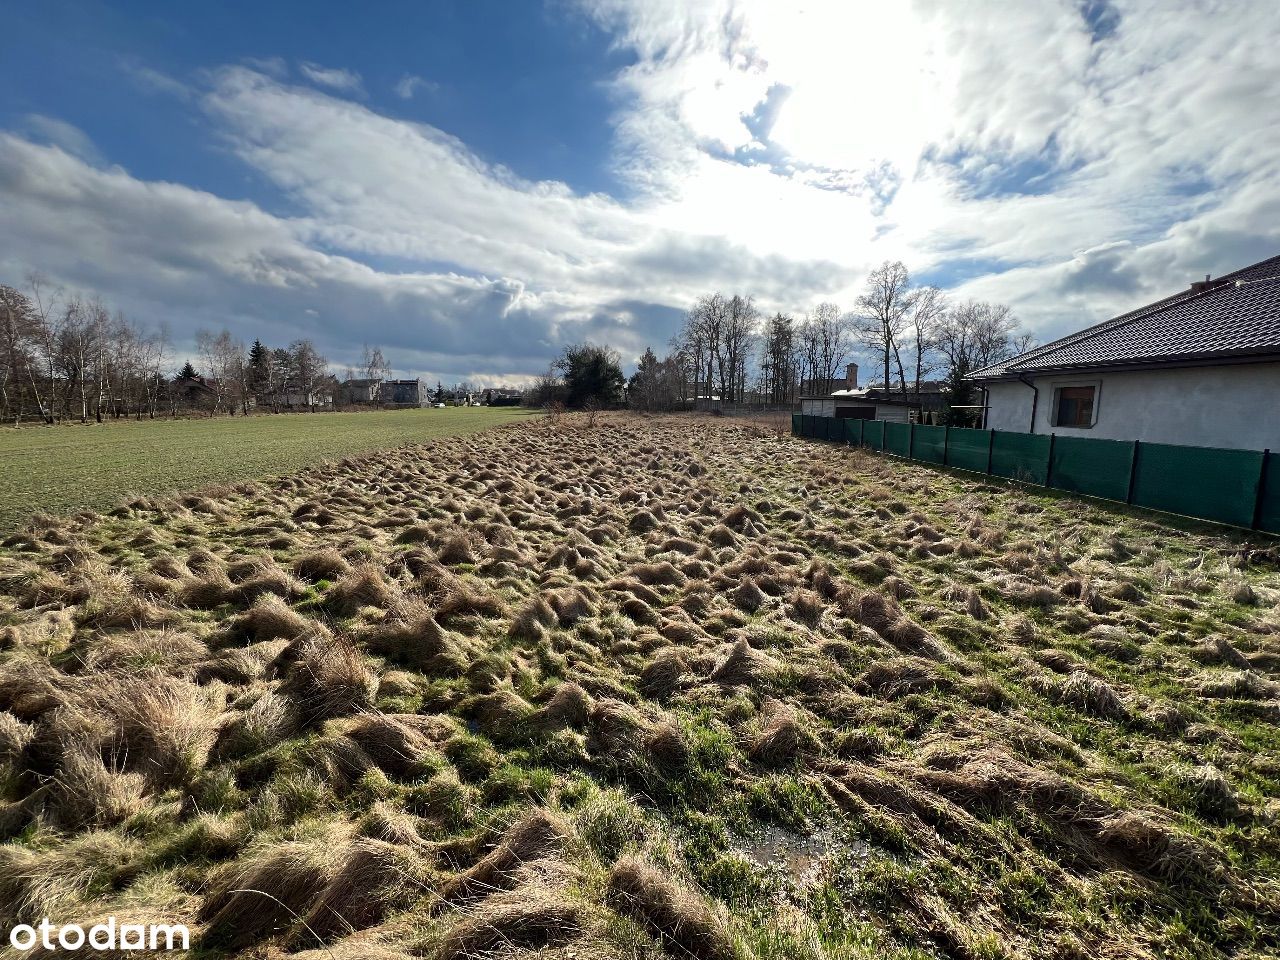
<box><xmin>179</xmin><ymin>360</ymin><xmax>198</xmax><ymax>380</ymax></box>
<box><xmin>247</xmin><ymin>340</ymin><xmax>270</xmax><ymax>399</ymax></box>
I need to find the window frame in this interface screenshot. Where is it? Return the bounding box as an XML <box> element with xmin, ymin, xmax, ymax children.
<box><xmin>1050</xmin><ymin>380</ymin><xmax>1101</xmax><ymax>429</ymax></box>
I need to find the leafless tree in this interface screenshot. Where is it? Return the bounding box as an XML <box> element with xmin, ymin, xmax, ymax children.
<box><xmin>811</xmin><ymin>301</ymin><xmax>852</xmax><ymax>388</ymax></box>
<box><xmin>761</xmin><ymin>312</ymin><xmax>797</xmax><ymax>404</ymax></box>
<box><xmin>196</xmin><ymin>329</ymin><xmax>247</xmax><ymax>415</ymax></box>
<box><xmin>906</xmin><ymin>285</ymin><xmax>946</xmax><ymax>398</ymax></box>
<box><xmin>290</xmin><ymin>339</ymin><xmax>327</xmax><ymax>412</ymax></box>
<box><xmin>855</xmin><ymin>260</ymin><xmax>913</xmax><ymax>390</ymax></box>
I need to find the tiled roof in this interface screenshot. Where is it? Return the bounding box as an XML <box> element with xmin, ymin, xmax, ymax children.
<box><xmin>968</xmin><ymin>253</ymin><xmax>1280</xmax><ymax>379</ymax></box>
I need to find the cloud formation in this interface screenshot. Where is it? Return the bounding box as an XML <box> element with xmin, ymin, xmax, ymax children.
<box><xmin>0</xmin><ymin>0</ymin><xmax>1277</xmax><ymax>382</ymax></box>
<box><xmin>298</xmin><ymin>62</ymin><xmax>365</xmax><ymax>95</ymax></box>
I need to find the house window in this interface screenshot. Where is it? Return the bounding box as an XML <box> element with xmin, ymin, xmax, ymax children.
<box><xmin>1055</xmin><ymin>385</ymin><xmax>1096</xmax><ymax>428</ymax></box>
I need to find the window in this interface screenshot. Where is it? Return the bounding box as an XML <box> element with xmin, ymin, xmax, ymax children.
<box><xmin>1055</xmin><ymin>385</ymin><xmax>1096</xmax><ymax>427</ymax></box>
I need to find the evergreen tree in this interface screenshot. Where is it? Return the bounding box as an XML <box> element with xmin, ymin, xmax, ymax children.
<box><xmin>179</xmin><ymin>360</ymin><xmax>198</xmax><ymax>380</ymax></box>
<box><xmin>434</xmin><ymin>381</ymin><xmax>445</xmax><ymax>403</ymax></box>
<box><xmin>247</xmin><ymin>340</ymin><xmax>270</xmax><ymax>398</ymax></box>
<box><xmin>555</xmin><ymin>343</ymin><xmax>625</xmax><ymax>408</ymax></box>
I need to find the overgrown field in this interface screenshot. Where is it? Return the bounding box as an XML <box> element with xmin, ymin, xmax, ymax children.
<box><xmin>0</xmin><ymin>407</ymin><xmax>535</xmax><ymax>532</ymax></box>
<box><xmin>1</xmin><ymin>413</ymin><xmax>1278</xmax><ymax>960</ymax></box>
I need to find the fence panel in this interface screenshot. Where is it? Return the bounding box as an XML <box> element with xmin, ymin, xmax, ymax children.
<box><xmin>946</xmin><ymin>428</ymin><xmax>991</xmax><ymax>474</ymax></box>
<box><xmin>824</xmin><ymin>417</ymin><xmax>843</xmax><ymax>442</ymax></box>
<box><xmin>1131</xmin><ymin>443</ymin><xmax>1264</xmax><ymax>528</ymax></box>
<box><xmin>799</xmin><ymin>415</ymin><xmax>813</xmax><ymax>438</ymax></box>
<box><xmin>913</xmin><ymin>425</ymin><xmax>947</xmax><ymax>464</ymax></box>
<box><xmin>884</xmin><ymin>421</ymin><xmax>912</xmax><ymax>457</ymax></box>
<box><xmin>791</xmin><ymin>413</ymin><xmax>801</xmax><ymax>436</ymax></box>
<box><xmin>865</xmin><ymin>420</ymin><xmax>886</xmax><ymax>451</ymax></box>
<box><xmin>845</xmin><ymin>418</ymin><xmax>865</xmax><ymax>446</ymax></box>
<box><xmin>1049</xmin><ymin>436</ymin><xmax>1134</xmax><ymax>502</ymax></box>
<box><xmin>991</xmin><ymin>432</ymin><xmax>1051</xmax><ymax>485</ymax></box>
<box><xmin>1259</xmin><ymin>452</ymin><xmax>1280</xmax><ymax>533</ymax></box>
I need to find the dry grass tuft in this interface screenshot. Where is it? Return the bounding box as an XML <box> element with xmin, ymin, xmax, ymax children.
<box><xmin>434</xmin><ymin>890</ymin><xmax>582</xmax><ymax>960</ymax></box>
<box><xmin>606</xmin><ymin>856</ymin><xmax>733</xmax><ymax>960</ymax></box>
<box><xmin>709</xmin><ymin>637</ymin><xmax>774</xmax><ymax>687</ymax></box>
<box><xmin>1058</xmin><ymin>670</ymin><xmax>1129</xmax><ymax>720</ymax></box>
<box><xmin>199</xmin><ymin>831</ymin><xmax>349</xmax><ymax>949</ymax></box>
<box><xmin>282</xmin><ymin>635</ymin><xmax>379</xmax><ymax>724</ymax></box>
<box><xmin>443</xmin><ymin>809</ymin><xmax>570</xmax><ymax>902</ymax></box>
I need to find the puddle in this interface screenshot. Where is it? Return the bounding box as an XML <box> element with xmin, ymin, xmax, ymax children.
<box><xmin>738</xmin><ymin>825</ymin><xmax>869</xmax><ymax>886</ymax></box>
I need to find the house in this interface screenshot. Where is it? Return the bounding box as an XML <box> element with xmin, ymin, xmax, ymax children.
<box><xmin>282</xmin><ymin>382</ymin><xmax>333</xmax><ymax>409</ymax></box>
<box><xmin>967</xmin><ymin>253</ymin><xmax>1280</xmax><ymax>451</ymax></box>
<box><xmin>340</xmin><ymin>377</ymin><xmax>381</xmax><ymax>405</ymax></box>
<box><xmin>173</xmin><ymin>374</ymin><xmax>219</xmax><ymax>407</ymax></box>
<box><xmin>382</xmin><ymin>378</ymin><xmax>427</xmax><ymax>407</ymax></box>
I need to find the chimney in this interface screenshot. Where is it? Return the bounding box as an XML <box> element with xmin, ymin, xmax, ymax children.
<box><xmin>1190</xmin><ymin>273</ymin><xmax>1212</xmax><ymax>294</ymax></box>
<box><xmin>846</xmin><ymin>362</ymin><xmax>858</xmax><ymax>390</ymax></box>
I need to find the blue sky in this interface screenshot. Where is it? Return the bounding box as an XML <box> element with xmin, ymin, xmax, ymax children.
<box><xmin>2</xmin><ymin>0</ymin><xmax>1279</xmax><ymax>384</ymax></box>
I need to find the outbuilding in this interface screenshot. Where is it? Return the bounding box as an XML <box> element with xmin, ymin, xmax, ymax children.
<box><xmin>967</xmin><ymin>253</ymin><xmax>1280</xmax><ymax>452</ymax></box>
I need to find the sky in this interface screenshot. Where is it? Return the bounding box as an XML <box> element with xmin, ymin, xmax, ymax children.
<box><xmin>2</xmin><ymin>0</ymin><xmax>1279</xmax><ymax>385</ymax></box>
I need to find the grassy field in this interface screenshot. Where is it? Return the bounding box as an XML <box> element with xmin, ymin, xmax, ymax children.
<box><xmin>0</xmin><ymin>407</ymin><xmax>536</xmax><ymax>531</ymax></box>
<box><xmin>0</xmin><ymin>413</ymin><xmax>1277</xmax><ymax>959</ymax></box>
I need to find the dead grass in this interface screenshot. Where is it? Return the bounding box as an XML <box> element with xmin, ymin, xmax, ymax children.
<box><xmin>0</xmin><ymin>412</ymin><xmax>1276</xmax><ymax>960</ymax></box>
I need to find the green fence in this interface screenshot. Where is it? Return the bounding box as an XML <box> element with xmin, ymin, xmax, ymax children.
<box><xmin>792</xmin><ymin>415</ymin><xmax>1279</xmax><ymax>534</ymax></box>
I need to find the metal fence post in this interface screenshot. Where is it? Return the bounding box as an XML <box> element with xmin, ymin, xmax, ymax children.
<box><xmin>908</xmin><ymin>421</ymin><xmax>915</xmax><ymax>459</ymax></box>
<box><xmin>986</xmin><ymin>429</ymin><xmax>995</xmax><ymax>475</ymax></box>
<box><xmin>1252</xmin><ymin>449</ymin><xmax>1271</xmax><ymax>530</ymax></box>
<box><xmin>1125</xmin><ymin>440</ymin><xmax>1141</xmax><ymax>504</ymax></box>
<box><xmin>1045</xmin><ymin>433</ymin><xmax>1056</xmax><ymax>488</ymax></box>
<box><xmin>942</xmin><ymin>425</ymin><xmax>950</xmax><ymax>466</ymax></box>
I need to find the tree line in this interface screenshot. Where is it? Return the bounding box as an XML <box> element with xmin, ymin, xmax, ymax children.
<box><xmin>0</xmin><ymin>275</ymin><xmax>456</xmax><ymax>422</ymax></box>
<box><xmin>621</xmin><ymin>260</ymin><xmax>1034</xmax><ymax>422</ymax></box>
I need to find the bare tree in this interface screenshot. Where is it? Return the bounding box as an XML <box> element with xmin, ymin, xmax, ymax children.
<box><xmin>722</xmin><ymin>294</ymin><xmax>758</xmax><ymax>403</ymax></box>
<box><xmin>855</xmin><ymin>260</ymin><xmax>913</xmax><ymax>390</ymax></box>
<box><xmin>906</xmin><ymin>286</ymin><xmax>946</xmax><ymax>398</ymax></box>
<box><xmin>290</xmin><ymin>339</ymin><xmax>327</xmax><ymax>412</ymax></box>
<box><xmin>811</xmin><ymin>301</ymin><xmax>851</xmax><ymax>388</ymax></box>
<box><xmin>195</xmin><ymin>329</ymin><xmax>246</xmax><ymax>415</ymax></box>
<box><xmin>761</xmin><ymin>312</ymin><xmax>797</xmax><ymax>404</ymax></box>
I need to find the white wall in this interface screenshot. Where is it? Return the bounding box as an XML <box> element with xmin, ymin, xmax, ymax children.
<box><xmin>800</xmin><ymin>397</ymin><xmax>836</xmax><ymax>416</ymax></box>
<box><xmin>983</xmin><ymin>362</ymin><xmax>1280</xmax><ymax>450</ymax></box>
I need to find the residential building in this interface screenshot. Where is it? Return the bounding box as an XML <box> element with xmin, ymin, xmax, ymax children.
<box><xmin>967</xmin><ymin>253</ymin><xmax>1280</xmax><ymax>451</ymax></box>
<box><xmin>382</xmin><ymin>378</ymin><xmax>427</xmax><ymax>407</ymax></box>
<box><xmin>339</xmin><ymin>377</ymin><xmax>381</xmax><ymax>405</ymax></box>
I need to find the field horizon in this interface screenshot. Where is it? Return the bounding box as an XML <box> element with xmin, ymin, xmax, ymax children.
<box><xmin>0</xmin><ymin>406</ymin><xmax>537</xmax><ymax>532</ymax></box>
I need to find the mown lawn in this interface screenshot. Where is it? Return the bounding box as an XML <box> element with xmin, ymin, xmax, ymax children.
<box><xmin>0</xmin><ymin>407</ymin><xmax>536</xmax><ymax>530</ymax></box>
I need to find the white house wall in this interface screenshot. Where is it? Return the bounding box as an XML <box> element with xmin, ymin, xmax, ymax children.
<box><xmin>983</xmin><ymin>362</ymin><xmax>1280</xmax><ymax>451</ymax></box>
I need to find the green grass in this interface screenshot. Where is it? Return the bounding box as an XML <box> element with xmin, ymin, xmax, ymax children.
<box><xmin>0</xmin><ymin>407</ymin><xmax>536</xmax><ymax>531</ymax></box>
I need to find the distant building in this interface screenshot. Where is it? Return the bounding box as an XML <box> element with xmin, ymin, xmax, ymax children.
<box><xmin>282</xmin><ymin>383</ymin><xmax>333</xmax><ymax>409</ymax></box>
<box><xmin>858</xmin><ymin>380</ymin><xmax>948</xmax><ymax>416</ymax></box>
<box><xmin>382</xmin><ymin>378</ymin><xmax>427</xmax><ymax>407</ymax></box>
<box><xmin>799</xmin><ymin>394</ymin><xmax>922</xmax><ymax>423</ymax></box>
<box><xmin>799</xmin><ymin>363</ymin><xmax>859</xmax><ymax>398</ymax></box>
<box><xmin>968</xmin><ymin>252</ymin><xmax>1280</xmax><ymax>450</ymax></box>
<box><xmin>339</xmin><ymin>377</ymin><xmax>381</xmax><ymax>405</ymax></box>
<box><xmin>173</xmin><ymin>374</ymin><xmax>219</xmax><ymax>406</ymax></box>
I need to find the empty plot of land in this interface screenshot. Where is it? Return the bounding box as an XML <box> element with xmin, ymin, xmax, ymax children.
<box><xmin>0</xmin><ymin>413</ymin><xmax>1277</xmax><ymax>959</ymax></box>
<box><xmin>0</xmin><ymin>407</ymin><xmax>535</xmax><ymax>530</ymax></box>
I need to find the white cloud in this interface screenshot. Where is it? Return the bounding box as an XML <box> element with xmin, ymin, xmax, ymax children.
<box><xmin>2</xmin><ymin>0</ymin><xmax>1279</xmax><ymax>381</ymax></box>
<box><xmin>393</xmin><ymin>74</ymin><xmax>438</xmax><ymax>99</ymax></box>
<box><xmin>17</xmin><ymin>115</ymin><xmax>103</xmax><ymax>166</ymax></box>
<box><xmin>298</xmin><ymin>62</ymin><xmax>365</xmax><ymax>95</ymax></box>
